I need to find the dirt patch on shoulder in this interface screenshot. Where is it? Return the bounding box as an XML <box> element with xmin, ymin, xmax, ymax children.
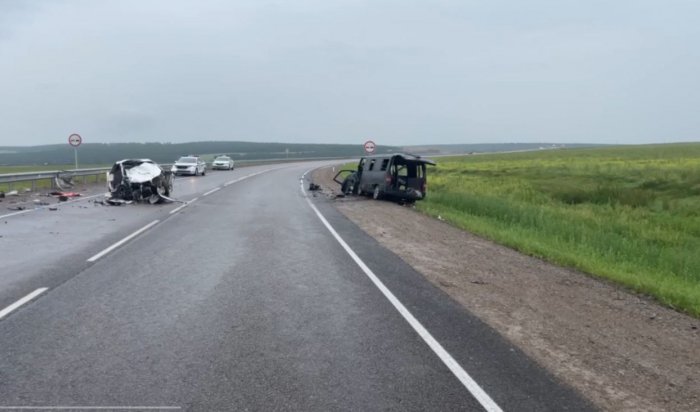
<box><xmin>313</xmin><ymin>165</ymin><xmax>700</xmax><ymax>412</ymax></box>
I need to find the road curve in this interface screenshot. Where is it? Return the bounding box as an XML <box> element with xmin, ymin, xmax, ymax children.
<box><xmin>0</xmin><ymin>161</ymin><xmax>593</xmax><ymax>411</ymax></box>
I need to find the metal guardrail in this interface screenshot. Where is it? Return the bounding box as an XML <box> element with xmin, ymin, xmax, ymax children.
<box><xmin>0</xmin><ymin>167</ymin><xmax>113</xmax><ymax>191</ymax></box>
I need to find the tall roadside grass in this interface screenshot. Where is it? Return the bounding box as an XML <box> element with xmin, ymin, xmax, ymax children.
<box><xmin>418</xmin><ymin>143</ymin><xmax>700</xmax><ymax>316</ymax></box>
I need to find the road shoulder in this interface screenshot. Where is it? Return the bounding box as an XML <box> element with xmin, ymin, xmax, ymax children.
<box><xmin>313</xmin><ymin>165</ymin><xmax>700</xmax><ymax>412</ymax></box>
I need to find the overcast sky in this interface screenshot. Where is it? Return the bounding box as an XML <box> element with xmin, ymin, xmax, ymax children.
<box><xmin>0</xmin><ymin>0</ymin><xmax>698</xmax><ymax>146</ymax></box>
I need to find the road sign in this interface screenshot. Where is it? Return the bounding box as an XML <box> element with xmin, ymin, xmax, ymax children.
<box><xmin>363</xmin><ymin>140</ymin><xmax>376</xmax><ymax>154</ymax></box>
<box><xmin>68</xmin><ymin>133</ymin><xmax>82</xmax><ymax>147</ymax></box>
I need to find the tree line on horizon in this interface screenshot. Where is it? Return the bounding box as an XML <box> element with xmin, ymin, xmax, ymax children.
<box><xmin>0</xmin><ymin>141</ymin><xmax>397</xmax><ymax>166</ymax></box>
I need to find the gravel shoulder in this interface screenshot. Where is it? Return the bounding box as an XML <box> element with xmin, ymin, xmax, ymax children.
<box><xmin>313</xmin><ymin>165</ymin><xmax>700</xmax><ymax>412</ymax></box>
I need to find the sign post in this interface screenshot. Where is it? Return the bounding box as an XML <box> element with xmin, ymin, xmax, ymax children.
<box><xmin>68</xmin><ymin>133</ymin><xmax>82</xmax><ymax>169</ymax></box>
<box><xmin>363</xmin><ymin>140</ymin><xmax>376</xmax><ymax>154</ymax></box>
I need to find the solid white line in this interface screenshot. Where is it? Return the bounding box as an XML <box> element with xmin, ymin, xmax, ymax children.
<box><xmin>0</xmin><ymin>209</ymin><xmax>31</xmax><ymax>219</ymax></box>
<box><xmin>203</xmin><ymin>187</ymin><xmax>221</xmax><ymax>197</ymax></box>
<box><xmin>0</xmin><ymin>288</ymin><xmax>48</xmax><ymax>320</ymax></box>
<box><xmin>0</xmin><ymin>408</ymin><xmax>180</xmax><ymax>410</ymax></box>
<box><xmin>0</xmin><ymin>193</ymin><xmax>105</xmax><ymax>220</ymax></box>
<box><xmin>87</xmin><ymin>220</ymin><xmax>160</xmax><ymax>262</ymax></box>
<box><xmin>299</xmin><ymin>174</ymin><xmax>503</xmax><ymax>412</ymax></box>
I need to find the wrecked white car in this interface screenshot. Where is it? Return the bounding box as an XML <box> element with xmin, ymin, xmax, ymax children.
<box><xmin>107</xmin><ymin>159</ymin><xmax>173</xmax><ymax>204</ymax></box>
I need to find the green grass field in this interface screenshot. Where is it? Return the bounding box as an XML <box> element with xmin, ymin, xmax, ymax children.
<box><xmin>417</xmin><ymin>143</ymin><xmax>700</xmax><ymax>316</ymax></box>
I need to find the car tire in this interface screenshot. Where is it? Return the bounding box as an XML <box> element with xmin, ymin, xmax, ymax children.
<box><xmin>202</xmin><ymin>169</ymin><xmax>206</xmax><ymax>176</ymax></box>
<box><xmin>373</xmin><ymin>186</ymin><xmax>382</xmax><ymax>200</ymax></box>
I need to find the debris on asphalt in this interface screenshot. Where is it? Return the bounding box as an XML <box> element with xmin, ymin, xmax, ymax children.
<box><xmin>308</xmin><ymin>183</ymin><xmax>321</xmax><ymax>191</ymax></box>
<box><xmin>33</xmin><ymin>199</ymin><xmax>50</xmax><ymax>206</ymax></box>
<box><xmin>106</xmin><ymin>198</ymin><xmax>132</xmax><ymax>206</ymax></box>
<box><xmin>49</xmin><ymin>206</ymin><xmax>58</xmax><ymax>211</ymax></box>
<box><xmin>7</xmin><ymin>206</ymin><xmax>25</xmax><ymax>211</ymax></box>
<box><xmin>6</xmin><ymin>190</ymin><xmax>18</xmax><ymax>196</ymax></box>
<box><xmin>50</xmin><ymin>191</ymin><xmax>81</xmax><ymax>198</ymax></box>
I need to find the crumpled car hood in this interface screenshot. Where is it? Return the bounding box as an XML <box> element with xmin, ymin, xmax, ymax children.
<box><xmin>125</xmin><ymin>162</ymin><xmax>164</xmax><ymax>184</ymax></box>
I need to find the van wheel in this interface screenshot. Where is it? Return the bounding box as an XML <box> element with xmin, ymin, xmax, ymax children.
<box><xmin>373</xmin><ymin>186</ymin><xmax>382</xmax><ymax>200</ymax></box>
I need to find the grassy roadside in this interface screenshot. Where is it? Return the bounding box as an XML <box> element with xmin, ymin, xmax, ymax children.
<box><xmin>417</xmin><ymin>143</ymin><xmax>700</xmax><ymax>316</ymax></box>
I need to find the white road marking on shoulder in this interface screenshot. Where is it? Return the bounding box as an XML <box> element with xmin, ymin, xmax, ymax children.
<box><xmin>87</xmin><ymin>220</ymin><xmax>160</xmax><ymax>262</ymax></box>
<box><xmin>203</xmin><ymin>187</ymin><xmax>221</xmax><ymax>197</ymax></box>
<box><xmin>0</xmin><ymin>288</ymin><xmax>48</xmax><ymax>320</ymax></box>
<box><xmin>299</xmin><ymin>172</ymin><xmax>503</xmax><ymax>412</ymax></box>
<box><xmin>0</xmin><ymin>193</ymin><xmax>105</xmax><ymax>220</ymax></box>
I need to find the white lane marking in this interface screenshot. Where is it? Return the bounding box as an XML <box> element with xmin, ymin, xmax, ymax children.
<box><xmin>0</xmin><ymin>209</ymin><xmax>31</xmax><ymax>219</ymax></box>
<box><xmin>223</xmin><ymin>170</ymin><xmax>269</xmax><ymax>187</ymax></box>
<box><xmin>0</xmin><ymin>407</ymin><xmax>180</xmax><ymax>410</ymax></box>
<box><xmin>0</xmin><ymin>288</ymin><xmax>48</xmax><ymax>320</ymax></box>
<box><xmin>0</xmin><ymin>193</ymin><xmax>105</xmax><ymax>220</ymax></box>
<box><xmin>203</xmin><ymin>187</ymin><xmax>221</xmax><ymax>197</ymax></box>
<box><xmin>299</xmin><ymin>173</ymin><xmax>503</xmax><ymax>412</ymax></box>
<box><xmin>168</xmin><ymin>197</ymin><xmax>198</xmax><ymax>215</ymax></box>
<box><xmin>87</xmin><ymin>220</ymin><xmax>160</xmax><ymax>262</ymax></box>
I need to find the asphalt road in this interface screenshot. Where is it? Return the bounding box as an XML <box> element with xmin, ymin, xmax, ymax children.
<box><xmin>0</xmin><ymin>161</ymin><xmax>594</xmax><ymax>411</ymax></box>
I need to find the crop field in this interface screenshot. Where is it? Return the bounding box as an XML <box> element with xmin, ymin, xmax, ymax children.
<box><xmin>418</xmin><ymin>143</ymin><xmax>700</xmax><ymax>316</ymax></box>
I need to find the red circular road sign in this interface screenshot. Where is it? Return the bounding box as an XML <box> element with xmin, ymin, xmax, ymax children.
<box><xmin>68</xmin><ymin>133</ymin><xmax>82</xmax><ymax>147</ymax></box>
<box><xmin>363</xmin><ymin>140</ymin><xmax>376</xmax><ymax>154</ymax></box>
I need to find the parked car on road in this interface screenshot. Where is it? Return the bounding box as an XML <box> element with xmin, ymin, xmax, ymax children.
<box><xmin>171</xmin><ymin>156</ymin><xmax>206</xmax><ymax>176</ymax></box>
<box><xmin>334</xmin><ymin>153</ymin><xmax>435</xmax><ymax>202</ymax></box>
<box><xmin>212</xmin><ymin>156</ymin><xmax>235</xmax><ymax>170</ymax></box>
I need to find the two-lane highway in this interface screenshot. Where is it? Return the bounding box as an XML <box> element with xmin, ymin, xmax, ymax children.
<box><xmin>0</xmin><ymin>162</ymin><xmax>593</xmax><ymax>410</ymax></box>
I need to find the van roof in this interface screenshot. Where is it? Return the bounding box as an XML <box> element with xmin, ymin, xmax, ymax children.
<box><xmin>361</xmin><ymin>153</ymin><xmax>436</xmax><ymax>165</ymax></box>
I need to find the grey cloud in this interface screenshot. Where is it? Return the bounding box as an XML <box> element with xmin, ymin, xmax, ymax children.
<box><xmin>0</xmin><ymin>0</ymin><xmax>698</xmax><ymax>146</ymax></box>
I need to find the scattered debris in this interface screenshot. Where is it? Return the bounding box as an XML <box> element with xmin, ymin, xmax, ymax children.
<box><xmin>7</xmin><ymin>206</ymin><xmax>25</xmax><ymax>211</ymax></box>
<box><xmin>48</xmin><ymin>206</ymin><xmax>58</xmax><ymax>211</ymax></box>
<box><xmin>308</xmin><ymin>183</ymin><xmax>321</xmax><ymax>191</ymax></box>
<box><xmin>106</xmin><ymin>198</ymin><xmax>132</xmax><ymax>206</ymax></box>
<box><xmin>6</xmin><ymin>190</ymin><xmax>18</xmax><ymax>197</ymax></box>
<box><xmin>54</xmin><ymin>175</ymin><xmax>74</xmax><ymax>190</ymax></box>
<box><xmin>0</xmin><ymin>191</ymin><xmax>5</xmax><ymax>198</ymax></box>
<box><xmin>33</xmin><ymin>199</ymin><xmax>50</xmax><ymax>206</ymax></box>
<box><xmin>470</xmin><ymin>279</ymin><xmax>488</xmax><ymax>285</ymax></box>
<box><xmin>50</xmin><ymin>191</ymin><xmax>81</xmax><ymax>198</ymax></box>
<box><xmin>24</xmin><ymin>188</ymin><xmax>32</xmax><ymax>193</ymax></box>
<box><xmin>107</xmin><ymin>159</ymin><xmax>173</xmax><ymax>204</ymax></box>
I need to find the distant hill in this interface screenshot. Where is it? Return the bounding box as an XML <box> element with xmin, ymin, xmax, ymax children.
<box><xmin>0</xmin><ymin>142</ymin><xmax>399</xmax><ymax>166</ymax></box>
<box><xmin>402</xmin><ymin>143</ymin><xmax>605</xmax><ymax>155</ymax></box>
